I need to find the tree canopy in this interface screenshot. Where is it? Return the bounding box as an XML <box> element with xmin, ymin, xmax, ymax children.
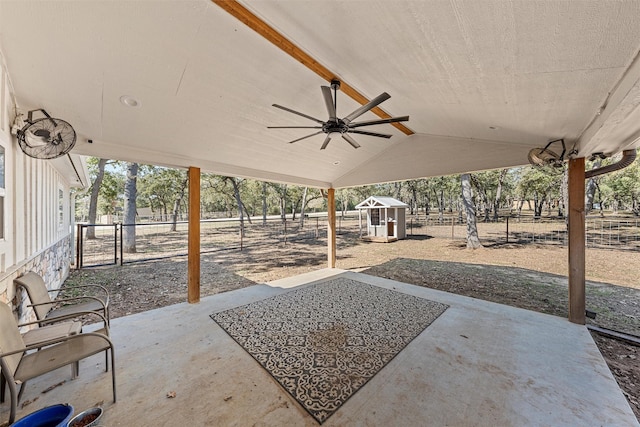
<box><xmin>75</xmin><ymin>156</ymin><xmax>640</xmax><ymax>224</ymax></box>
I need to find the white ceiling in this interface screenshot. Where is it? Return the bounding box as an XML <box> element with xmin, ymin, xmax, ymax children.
<box><xmin>1</xmin><ymin>0</ymin><xmax>640</xmax><ymax>188</ymax></box>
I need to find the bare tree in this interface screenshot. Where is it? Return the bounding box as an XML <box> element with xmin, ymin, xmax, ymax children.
<box><xmin>299</xmin><ymin>187</ymin><xmax>308</xmax><ymax>228</ymax></box>
<box><xmin>122</xmin><ymin>163</ymin><xmax>139</xmax><ymax>253</ymax></box>
<box><xmin>461</xmin><ymin>173</ymin><xmax>482</xmax><ymax>249</ymax></box>
<box><xmin>87</xmin><ymin>158</ymin><xmax>108</xmax><ymax>239</ymax></box>
<box><xmin>170</xmin><ymin>175</ymin><xmax>188</xmax><ymax>232</ymax></box>
<box><xmin>262</xmin><ymin>182</ymin><xmax>268</xmax><ymax>226</ymax></box>
<box><xmin>585</xmin><ymin>159</ymin><xmax>601</xmax><ymax>214</ymax></box>
<box><xmin>493</xmin><ymin>169</ymin><xmax>508</xmax><ymax>220</ymax></box>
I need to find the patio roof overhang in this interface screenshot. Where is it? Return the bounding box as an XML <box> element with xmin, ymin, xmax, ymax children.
<box><xmin>2</xmin><ymin>1</ymin><xmax>639</xmax><ymax>325</ymax></box>
<box><xmin>1</xmin><ymin>1</ymin><xmax>640</xmax><ymax>189</ymax></box>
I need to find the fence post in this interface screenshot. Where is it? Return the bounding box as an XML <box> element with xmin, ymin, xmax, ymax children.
<box><xmin>76</xmin><ymin>223</ymin><xmax>83</xmax><ymax>270</ymax></box>
<box><xmin>506</xmin><ymin>216</ymin><xmax>509</xmax><ymax>243</ymax></box>
<box><xmin>283</xmin><ymin>218</ymin><xmax>287</xmax><ymax>246</ymax></box>
<box><xmin>119</xmin><ymin>223</ymin><xmax>123</xmax><ymax>266</ymax></box>
<box><xmin>410</xmin><ymin>218</ymin><xmax>413</xmax><ymax>236</ymax></box>
<box><xmin>451</xmin><ymin>217</ymin><xmax>454</xmax><ymax>240</ymax></box>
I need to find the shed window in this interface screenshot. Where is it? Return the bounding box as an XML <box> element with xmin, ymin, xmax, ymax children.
<box><xmin>370</xmin><ymin>208</ymin><xmax>381</xmax><ymax>226</ymax></box>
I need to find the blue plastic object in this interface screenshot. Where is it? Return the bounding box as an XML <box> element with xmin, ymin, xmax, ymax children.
<box><xmin>10</xmin><ymin>404</ymin><xmax>74</xmax><ymax>427</ymax></box>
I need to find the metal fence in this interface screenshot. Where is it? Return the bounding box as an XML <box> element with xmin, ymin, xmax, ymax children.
<box><xmin>406</xmin><ymin>215</ymin><xmax>640</xmax><ymax>250</ymax></box>
<box><xmin>75</xmin><ymin>216</ymin><xmax>362</xmax><ymax>268</ymax></box>
<box><xmin>75</xmin><ymin>214</ymin><xmax>639</xmax><ymax>268</ymax></box>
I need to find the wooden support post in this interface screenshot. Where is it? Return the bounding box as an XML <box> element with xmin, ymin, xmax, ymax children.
<box><xmin>188</xmin><ymin>167</ymin><xmax>201</xmax><ymax>304</ymax></box>
<box><xmin>327</xmin><ymin>188</ymin><xmax>336</xmax><ymax>268</ymax></box>
<box><xmin>568</xmin><ymin>157</ymin><xmax>586</xmax><ymax>324</ymax></box>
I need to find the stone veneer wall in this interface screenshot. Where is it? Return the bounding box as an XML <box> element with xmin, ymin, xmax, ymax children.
<box><xmin>0</xmin><ymin>235</ymin><xmax>72</xmax><ymax>324</ymax></box>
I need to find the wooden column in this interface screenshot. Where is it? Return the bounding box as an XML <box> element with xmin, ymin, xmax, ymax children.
<box><xmin>327</xmin><ymin>188</ymin><xmax>336</xmax><ymax>268</ymax></box>
<box><xmin>188</xmin><ymin>167</ymin><xmax>201</xmax><ymax>304</ymax></box>
<box><xmin>568</xmin><ymin>157</ymin><xmax>585</xmax><ymax>324</ymax></box>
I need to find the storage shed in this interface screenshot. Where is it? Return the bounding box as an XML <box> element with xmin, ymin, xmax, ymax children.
<box><xmin>355</xmin><ymin>196</ymin><xmax>408</xmax><ymax>242</ymax></box>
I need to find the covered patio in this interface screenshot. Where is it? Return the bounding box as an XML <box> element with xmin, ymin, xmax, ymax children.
<box><xmin>1</xmin><ymin>270</ymin><xmax>636</xmax><ymax>426</ymax></box>
<box><xmin>2</xmin><ymin>1</ymin><xmax>640</xmax><ymax>321</ymax></box>
<box><xmin>1</xmin><ymin>1</ymin><xmax>640</xmax><ymax>424</ymax></box>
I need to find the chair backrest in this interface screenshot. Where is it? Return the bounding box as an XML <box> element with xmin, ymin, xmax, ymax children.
<box><xmin>0</xmin><ymin>302</ymin><xmax>27</xmax><ymax>378</ymax></box>
<box><xmin>14</xmin><ymin>272</ymin><xmax>53</xmax><ymax>320</ymax></box>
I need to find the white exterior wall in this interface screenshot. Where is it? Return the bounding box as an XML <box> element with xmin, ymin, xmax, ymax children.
<box><xmin>0</xmin><ymin>53</ymin><xmax>76</xmax><ymax>310</ymax></box>
<box><xmin>397</xmin><ymin>208</ymin><xmax>406</xmax><ymax>239</ymax></box>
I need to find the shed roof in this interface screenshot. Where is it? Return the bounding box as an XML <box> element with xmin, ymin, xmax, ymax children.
<box><xmin>355</xmin><ymin>196</ymin><xmax>408</xmax><ymax>209</ymax></box>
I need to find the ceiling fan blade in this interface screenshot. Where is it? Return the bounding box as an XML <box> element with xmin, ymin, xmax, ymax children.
<box><xmin>342</xmin><ymin>92</ymin><xmax>391</xmax><ymax>124</ymax></box>
<box><xmin>349</xmin><ymin>129</ymin><xmax>393</xmax><ymax>139</ymax></box>
<box><xmin>349</xmin><ymin>115</ymin><xmax>409</xmax><ymax>129</ymax></box>
<box><xmin>320</xmin><ymin>134</ymin><xmax>332</xmax><ymax>150</ymax></box>
<box><xmin>272</xmin><ymin>104</ymin><xmax>325</xmax><ymax>124</ymax></box>
<box><xmin>321</xmin><ymin>86</ymin><xmax>337</xmax><ymax>121</ymax></box>
<box><xmin>267</xmin><ymin>126</ymin><xmax>322</xmax><ymax>129</ymax></box>
<box><xmin>342</xmin><ymin>133</ymin><xmax>361</xmax><ymax>149</ymax></box>
<box><xmin>288</xmin><ymin>131</ymin><xmax>324</xmax><ymax>144</ymax></box>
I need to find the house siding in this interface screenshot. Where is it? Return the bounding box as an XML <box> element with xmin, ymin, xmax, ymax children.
<box><xmin>0</xmin><ymin>51</ymin><xmax>76</xmax><ymax>319</ymax></box>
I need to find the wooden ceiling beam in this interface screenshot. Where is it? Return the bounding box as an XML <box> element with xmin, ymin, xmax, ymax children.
<box><xmin>212</xmin><ymin>0</ymin><xmax>414</xmax><ymax>136</ymax></box>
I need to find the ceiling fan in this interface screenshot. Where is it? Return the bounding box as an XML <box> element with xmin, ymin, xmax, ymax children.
<box><xmin>268</xmin><ymin>80</ymin><xmax>409</xmax><ymax>150</ymax></box>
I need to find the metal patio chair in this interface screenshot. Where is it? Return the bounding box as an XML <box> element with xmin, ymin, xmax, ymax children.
<box><xmin>14</xmin><ymin>271</ymin><xmax>110</xmax><ymax>326</ymax></box>
<box><xmin>0</xmin><ymin>303</ymin><xmax>116</xmax><ymax>424</ymax></box>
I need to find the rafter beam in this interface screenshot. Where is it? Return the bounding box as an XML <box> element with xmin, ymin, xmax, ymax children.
<box><xmin>212</xmin><ymin>0</ymin><xmax>414</xmax><ymax>136</ymax></box>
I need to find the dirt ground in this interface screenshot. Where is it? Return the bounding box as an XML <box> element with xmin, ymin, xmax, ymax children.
<box><xmin>64</xmin><ymin>235</ymin><xmax>640</xmax><ymax>420</ymax></box>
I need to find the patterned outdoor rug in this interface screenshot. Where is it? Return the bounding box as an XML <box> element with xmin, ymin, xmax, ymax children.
<box><xmin>210</xmin><ymin>277</ymin><xmax>448</xmax><ymax>424</ymax></box>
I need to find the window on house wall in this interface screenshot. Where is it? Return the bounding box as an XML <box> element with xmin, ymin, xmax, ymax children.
<box><xmin>370</xmin><ymin>208</ymin><xmax>380</xmax><ymax>226</ymax></box>
<box><xmin>59</xmin><ymin>188</ymin><xmax>64</xmax><ymax>228</ymax></box>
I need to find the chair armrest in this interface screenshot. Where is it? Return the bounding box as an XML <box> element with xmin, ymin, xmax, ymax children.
<box><xmin>18</xmin><ymin>310</ymin><xmax>110</xmax><ymax>329</ymax></box>
<box><xmin>26</xmin><ymin>329</ymin><xmax>113</xmax><ymax>351</ymax></box>
<box><xmin>29</xmin><ymin>295</ymin><xmax>108</xmax><ymax>310</ymax></box>
<box><xmin>0</xmin><ymin>330</ymin><xmax>113</xmax><ymax>358</ymax></box>
<box><xmin>63</xmin><ymin>284</ymin><xmax>110</xmax><ymax>298</ymax></box>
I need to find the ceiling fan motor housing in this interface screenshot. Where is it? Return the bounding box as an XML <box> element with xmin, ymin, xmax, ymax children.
<box><xmin>323</xmin><ymin>120</ymin><xmax>349</xmax><ymax>134</ymax></box>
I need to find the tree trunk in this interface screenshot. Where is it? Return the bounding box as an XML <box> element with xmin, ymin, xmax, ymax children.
<box><xmin>493</xmin><ymin>169</ymin><xmax>507</xmax><ymax>220</ymax></box>
<box><xmin>279</xmin><ymin>185</ymin><xmax>287</xmax><ymax>220</ymax></box>
<box><xmin>461</xmin><ymin>174</ymin><xmax>482</xmax><ymax>249</ymax></box>
<box><xmin>227</xmin><ymin>177</ymin><xmax>247</xmax><ymax>233</ymax></box>
<box><xmin>170</xmin><ymin>177</ymin><xmax>188</xmax><ymax>232</ymax></box>
<box><xmin>262</xmin><ymin>182</ymin><xmax>268</xmax><ymax>226</ymax></box>
<box><xmin>471</xmin><ymin>176</ymin><xmax>490</xmax><ymax>222</ymax></box>
<box><xmin>438</xmin><ymin>190</ymin><xmax>444</xmax><ymax>222</ymax></box>
<box><xmin>533</xmin><ymin>193</ymin><xmax>541</xmax><ymax>218</ymax></box>
<box><xmin>87</xmin><ymin>158</ymin><xmax>108</xmax><ymax>239</ymax></box>
<box><xmin>123</xmin><ymin>163</ymin><xmax>138</xmax><ymax>253</ymax></box>
<box><xmin>535</xmin><ymin>199</ymin><xmax>544</xmax><ymax>218</ymax></box>
<box><xmin>585</xmin><ymin>160</ymin><xmax>600</xmax><ymax>214</ymax></box>
<box><xmin>300</xmin><ymin>187</ymin><xmax>308</xmax><ymax>228</ymax></box>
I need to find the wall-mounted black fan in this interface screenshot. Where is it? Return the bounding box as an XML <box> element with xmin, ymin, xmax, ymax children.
<box><xmin>527</xmin><ymin>139</ymin><xmax>566</xmax><ymax>168</ymax></box>
<box><xmin>17</xmin><ymin>109</ymin><xmax>76</xmax><ymax>159</ymax></box>
<box><xmin>268</xmin><ymin>80</ymin><xmax>409</xmax><ymax>150</ymax></box>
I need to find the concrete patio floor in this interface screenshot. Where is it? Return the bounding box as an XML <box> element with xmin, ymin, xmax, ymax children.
<box><xmin>2</xmin><ymin>269</ymin><xmax>637</xmax><ymax>426</ymax></box>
